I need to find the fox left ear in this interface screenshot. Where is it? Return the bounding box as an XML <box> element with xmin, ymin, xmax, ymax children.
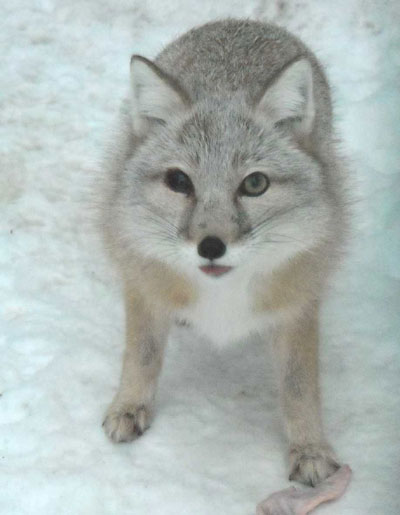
<box><xmin>256</xmin><ymin>58</ymin><xmax>315</xmax><ymax>137</ymax></box>
<box><xmin>130</xmin><ymin>55</ymin><xmax>191</xmax><ymax>136</ymax></box>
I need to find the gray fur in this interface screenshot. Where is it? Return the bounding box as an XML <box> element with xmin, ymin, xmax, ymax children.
<box><xmin>100</xmin><ymin>20</ymin><xmax>347</xmax><ymax>268</ymax></box>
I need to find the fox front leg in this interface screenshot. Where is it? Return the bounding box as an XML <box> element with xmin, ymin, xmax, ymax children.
<box><xmin>272</xmin><ymin>306</ymin><xmax>340</xmax><ymax>486</ymax></box>
<box><xmin>256</xmin><ymin>465</ymin><xmax>352</xmax><ymax>515</ymax></box>
<box><xmin>103</xmin><ymin>286</ymin><xmax>169</xmax><ymax>443</ymax></box>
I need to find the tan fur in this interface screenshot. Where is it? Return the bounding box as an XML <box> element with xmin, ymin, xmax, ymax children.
<box><xmin>253</xmin><ymin>250</ymin><xmax>325</xmax><ymax>313</ymax></box>
<box><xmin>126</xmin><ymin>259</ymin><xmax>196</xmax><ymax>310</ymax></box>
<box><xmin>269</xmin><ymin>300</ymin><xmax>340</xmax><ymax>485</ymax></box>
<box><xmin>103</xmin><ymin>281</ymin><xmax>170</xmax><ymax>442</ymax></box>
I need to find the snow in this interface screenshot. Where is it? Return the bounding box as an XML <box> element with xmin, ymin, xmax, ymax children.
<box><xmin>1</xmin><ymin>1</ymin><xmax>399</xmax><ymax>514</ymax></box>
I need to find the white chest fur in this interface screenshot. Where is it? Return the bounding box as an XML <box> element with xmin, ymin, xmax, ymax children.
<box><xmin>176</xmin><ymin>268</ymin><xmax>274</xmax><ymax>347</ymax></box>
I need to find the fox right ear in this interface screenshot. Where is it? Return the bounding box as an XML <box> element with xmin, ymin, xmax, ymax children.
<box><xmin>130</xmin><ymin>55</ymin><xmax>190</xmax><ymax>136</ymax></box>
<box><xmin>256</xmin><ymin>58</ymin><xmax>315</xmax><ymax>138</ymax></box>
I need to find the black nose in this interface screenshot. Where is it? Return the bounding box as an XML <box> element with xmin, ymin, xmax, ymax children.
<box><xmin>197</xmin><ymin>236</ymin><xmax>226</xmax><ymax>260</ymax></box>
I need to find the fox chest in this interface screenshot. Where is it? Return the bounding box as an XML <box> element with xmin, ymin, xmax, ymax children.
<box><xmin>175</xmin><ymin>273</ymin><xmax>272</xmax><ymax>346</ymax></box>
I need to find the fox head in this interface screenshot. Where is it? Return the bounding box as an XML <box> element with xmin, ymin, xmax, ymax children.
<box><xmin>112</xmin><ymin>55</ymin><xmax>337</xmax><ymax>280</ymax></box>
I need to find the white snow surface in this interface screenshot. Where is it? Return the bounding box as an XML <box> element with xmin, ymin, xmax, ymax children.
<box><xmin>1</xmin><ymin>1</ymin><xmax>399</xmax><ymax>514</ymax></box>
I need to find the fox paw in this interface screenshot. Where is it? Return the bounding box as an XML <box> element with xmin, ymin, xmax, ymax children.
<box><xmin>289</xmin><ymin>443</ymin><xmax>340</xmax><ymax>486</ymax></box>
<box><xmin>103</xmin><ymin>403</ymin><xmax>152</xmax><ymax>443</ymax></box>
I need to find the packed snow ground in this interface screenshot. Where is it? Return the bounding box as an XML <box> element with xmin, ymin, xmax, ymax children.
<box><xmin>1</xmin><ymin>1</ymin><xmax>399</xmax><ymax>514</ymax></box>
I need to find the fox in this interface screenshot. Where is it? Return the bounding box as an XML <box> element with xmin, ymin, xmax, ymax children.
<box><xmin>98</xmin><ymin>19</ymin><xmax>349</xmax><ymax>487</ymax></box>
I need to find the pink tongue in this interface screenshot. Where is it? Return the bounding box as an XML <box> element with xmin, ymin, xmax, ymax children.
<box><xmin>199</xmin><ymin>265</ymin><xmax>232</xmax><ymax>276</ymax></box>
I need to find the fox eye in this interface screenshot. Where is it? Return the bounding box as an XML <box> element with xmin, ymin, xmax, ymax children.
<box><xmin>239</xmin><ymin>172</ymin><xmax>270</xmax><ymax>197</ymax></box>
<box><xmin>165</xmin><ymin>168</ymin><xmax>194</xmax><ymax>195</ymax></box>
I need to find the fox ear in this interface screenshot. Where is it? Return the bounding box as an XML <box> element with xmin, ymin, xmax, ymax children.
<box><xmin>256</xmin><ymin>58</ymin><xmax>315</xmax><ymax>137</ymax></box>
<box><xmin>130</xmin><ymin>55</ymin><xmax>190</xmax><ymax>136</ymax></box>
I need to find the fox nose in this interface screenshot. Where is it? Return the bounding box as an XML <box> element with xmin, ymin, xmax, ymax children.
<box><xmin>197</xmin><ymin>236</ymin><xmax>226</xmax><ymax>260</ymax></box>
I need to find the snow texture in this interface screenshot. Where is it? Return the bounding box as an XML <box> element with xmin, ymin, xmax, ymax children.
<box><xmin>1</xmin><ymin>1</ymin><xmax>399</xmax><ymax>514</ymax></box>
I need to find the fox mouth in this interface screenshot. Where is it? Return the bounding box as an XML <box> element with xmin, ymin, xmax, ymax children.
<box><xmin>199</xmin><ymin>264</ymin><xmax>233</xmax><ymax>277</ymax></box>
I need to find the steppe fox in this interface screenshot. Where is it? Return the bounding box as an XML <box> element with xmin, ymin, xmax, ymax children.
<box><xmin>99</xmin><ymin>19</ymin><xmax>348</xmax><ymax>486</ymax></box>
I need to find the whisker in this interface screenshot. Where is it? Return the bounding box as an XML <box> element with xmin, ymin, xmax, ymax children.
<box><xmin>250</xmin><ymin>202</ymin><xmax>310</xmax><ymax>237</ymax></box>
<box><xmin>135</xmin><ymin>204</ymin><xmax>182</xmax><ymax>233</ymax></box>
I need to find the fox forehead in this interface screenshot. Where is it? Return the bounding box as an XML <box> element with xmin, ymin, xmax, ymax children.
<box><xmin>157</xmin><ymin>109</ymin><xmax>318</xmax><ymax>194</ymax></box>
<box><xmin>176</xmin><ymin>101</ymin><xmax>274</xmax><ymax>168</ymax></box>
<box><xmin>144</xmin><ymin>111</ymin><xmax>294</xmax><ymax>199</ymax></box>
